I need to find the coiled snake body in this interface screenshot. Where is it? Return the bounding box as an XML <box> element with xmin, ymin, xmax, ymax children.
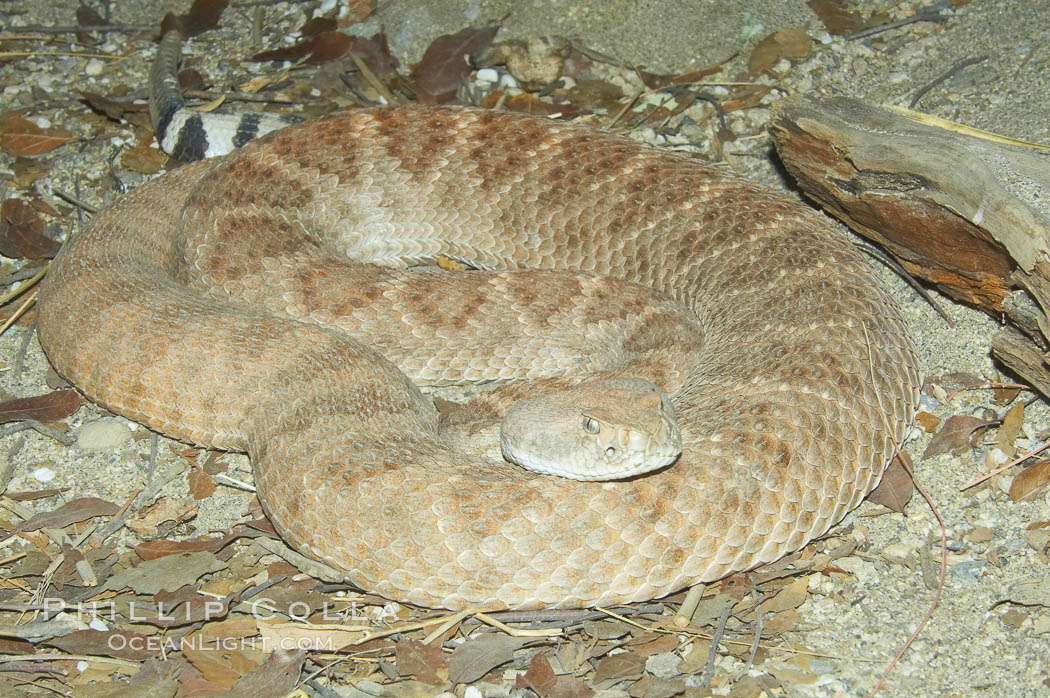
<box><xmin>37</xmin><ymin>105</ymin><xmax>920</xmax><ymax>610</ymax></box>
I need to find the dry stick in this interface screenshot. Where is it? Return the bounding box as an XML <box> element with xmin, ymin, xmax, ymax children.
<box><xmin>909</xmin><ymin>55</ymin><xmax>989</xmax><ymax>109</ymax></box>
<box><xmin>859</xmin><ymin>245</ymin><xmax>955</xmax><ymax>327</ymax></box>
<box><xmin>845</xmin><ymin>4</ymin><xmax>950</xmax><ymax>42</ymax></box>
<box><xmin>862</xmin><ymin>324</ymin><xmax>947</xmax><ymax>695</ymax></box>
<box><xmin>734</xmin><ymin>589</ymin><xmax>763</xmax><ymax>682</ymax></box>
<box><xmin>945</xmin><ymin>381</ymin><xmax>1031</xmax><ymax>405</ymax></box>
<box><xmin>703</xmin><ymin>602</ymin><xmax>732</xmax><ymax>690</ymax></box>
<box><xmin>347</xmin><ymin>51</ymin><xmax>401</xmax><ymax>106</ymax></box>
<box><xmin>960</xmin><ymin>439</ymin><xmax>1050</xmax><ymax>490</ymax></box>
<box><xmin>871</xmin><ymin>457</ymin><xmax>948</xmax><ymax>695</ymax></box>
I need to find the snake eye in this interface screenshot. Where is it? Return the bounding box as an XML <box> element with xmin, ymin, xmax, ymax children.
<box><xmin>582</xmin><ymin>416</ymin><xmax>599</xmax><ymax>434</ymax></box>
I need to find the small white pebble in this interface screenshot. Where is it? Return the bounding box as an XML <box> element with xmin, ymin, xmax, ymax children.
<box><xmin>89</xmin><ymin>618</ymin><xmax>108</xmax><ymax>631</ymax></box>
<box><xmin>32</xmin><ymin>467</ymin><xmax>56</xmax><ymax>483</ymax></box>
<box><xmin>463</xmin><ymin>687</ymin><xmax>483</xmax><ymax>698</ymax></box>
<box><xmin>85</xmin><ymin>58</ymin><xmax>105</xmax><ymax>77</ymax></box>
<box><xmin>475</xmin><ymin>68</ymin><xmax>499</xmax><ymax>84</ymax></box>
<box><xmin>498</xmin><ymin>73</ymin><xmax>518</xmax><ymax>89</ymax></box>
<box><xmin>31</xmin><ymin>116</ymin><xmax>52</xmax><ymax>129</ymax></box>
<box><xmin>76</xmin><ymin>661</ymin><xmax>89</xmax><ymax>673</ymax></box>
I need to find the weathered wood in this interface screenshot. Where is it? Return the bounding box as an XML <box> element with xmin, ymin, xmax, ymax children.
<box><xmin>769</xmin><ymin>96</ymin><xmax>1050</xmax><ymax>396</ymax></box>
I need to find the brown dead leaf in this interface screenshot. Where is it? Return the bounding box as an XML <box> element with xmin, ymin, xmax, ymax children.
<box><xmin>81</xmin><ymin>91</ymin><xmax>143</xmax><ymax>122</ymax></box>
<box><xmin>46</xmin><ymin>629</ymin><xmax>156</xmax><ymax>661</ymax></box>
<box><xmin>448</xmin><ymin>633</ymin><xmax>530</xmax><ymax>685</ymax></box>
<box><xmin>15</xmin><ymin>497</ymin><xmax>118</xmax><ymax>533</ymax></box>
<box><xmin>103</xmin><ymin>551</ymin><xmax>228</xmax><ymax>595</ymax></box>
<box><xmin>300</xmin><ymin>17</ymin><xmax>337</xmax><ymax>37</ymax></box>
<box><xmin>764</xmin><ymin>607</ymin><xmax>801</xmax><ymax>634</ymax></box>
<box><xmin>0</xmin><ymin>389</ymin><xmax>81</xmax><ymax>425</ymax></box>
<box><xmin>915</xmin><ymin>411</ymin><xmax>942</xmax><ymax>433</ymax></box>
<box><xmin>135</xmin><ymin>529</ymin><xmax>260</xmax><ymax>561</ymax></box>
<box><xmin>634</xmin><ymin>60</ymin><xmax>728</xmax><ymax>89</ymax></box>
<box><xmin>412</xmin><ymin>25</ymin><xmax>500</xmax><ymax>104</ymax></box>
<box><xmin>922</xmin><ymin>414</ymin><xmax>994</xmax><ymax>458</ymax></box>
<box><xmin>721</xmin><ymin>84</ymin><xmax>775</xmax><ymax>113</ymax></box>
<box><xmin>396</xmin><ymin>639</ymin><xmax>448</xmax><ymax>685</ymax></box>
<box><xmin>126</xmin><ymin>497</ymin><xmax>198</xmax><ymax>538</ymax></box>
<box><xmin>121</xmin><ymin>142</ymin><xmax>169</xmax><ymax>175</ymax></box>
<box><xmin>748</xmin><ymin>28</ymin><xmax>813</xmax><ymax>76</ymax></box>
<box><xmin>225</xmin><ymin>649</ymin><xmax>306</xmax><ymax>698</ymax></box>
<box><xmin>0</xmin><ymin>113</ymin><xmax>76</xmax><ymax>156</ymax></box>
<box><xmin>867</xmin><ymin>453</ymin><xmax>915</xmax><ymax>513</ymax></box>
<box><xmin>1008</xmin><ymin>460</ymin><xmax>1050</xmax><ymax>502</ymax></box>
<box><xmin>188</xmin><ymin>468</ymin><xmax>218</xmax><ymax>499</ymax></box>
<box><xmin>764</xmin><ymin>575</ymin><xmax>810</xmax><ymax>614</ymax></box>
<box><xmin>806</xmin><ymin>0</ymin><xmax>888</xmax><ymax>35</ymax></box>
<box><xmin>992</xmin><ymin>384</ymin><xmax>1022</xmax><ymax>405</ymax></box>
<box><xmin>626</xmin><ymin>632</ymin><xmax>679</xmax><ymax>657</ymax></box>
<box><xmin>516</xmin><ymin>653</ymin><xmax>557</xmax><ymax>695</ymax></box>
<box><xmin>996</xmin><ymin>402</ymin><xmax>1025</xmax><ymax>459</ymax></box>
<box><xmin>252</xmin><ymin>31</ymin><xmax>351</xmax><ymax>65</ymax></box>
<box><xmin>347</xmin><ymin>0</ymin><xmax>376</xmax><ymax>23</ymax></box>
<box><xmin>593</xmin><ymin>652</ymin><xmax>645</xmax><ymax>685</ymax></box>
<box><xmin>164</xmin><ymin>0</ymin><xmax>230</xmax><ymax>38</ymax></box>
<box><xmin>966</xmin><ymin>526</ymin><xmax>996</xmax><ymax>543</ymax></box>
<box><xmin>0</xmin><ymin>198</ymin><xmax>60</xmax><ymax>259</ymax></box>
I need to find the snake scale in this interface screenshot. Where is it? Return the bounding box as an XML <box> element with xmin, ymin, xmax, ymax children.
<box><xmin>36</xmin><ymin>37</ymin><xmax>920</xmax><ymax>609</ymax></box>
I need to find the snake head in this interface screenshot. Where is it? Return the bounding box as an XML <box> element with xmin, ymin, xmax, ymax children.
<box><xmin>499</xmin><ymin>377</ymin><xmax>682</xmax><ymax>480</ymax></box>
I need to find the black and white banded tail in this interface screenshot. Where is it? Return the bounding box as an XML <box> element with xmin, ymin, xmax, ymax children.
<box><xmin>149</xmin><ymin>30</ymin><xmax>303</xmax><ymax>161</ymax></box>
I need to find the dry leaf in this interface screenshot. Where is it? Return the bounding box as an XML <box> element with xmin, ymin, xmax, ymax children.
<box><xmin>448</xmin><ymin>634</ymin><xmax>530</xmax><ymax>685</ymax></box>
<box><xmin>225</xmin><ymin>649</ymin><xmax>306</xmax><ymax>698</ymax></box>
<box><xmin>412</xmin><ymin>25</ymin><xmax>500</xmax><ymax>103</ymax></box>
<box><xmin>965</xmin><ymin>526</ymin><xmax>996</xmax><ymax>543</ymax></box>
<box><xmin>15</xmin><ymin>497</ymin><xmax>118</xmax><ymax>533</ymax></box>
<box><xmin>396</xmin><ymin>639</ymin><xmax>448</xmax><ymax>685</ymax></box>
<box><xmin>121</xmin><ymin>142</ymin><xmax>169</xmax><ymax>174</ymax></box>
<box><xmin>252</xmin><ymin>31</ymin><xmax>351</xmax><ymax>64</ymax></box>
<box><xmin>46</xmin><ymin>629</ymin><xmax>156</xmax><ymax>661</ymax></box>
<box><xmin>103</xmin><ymin>551</ymin><xmax>228</xmax><ymax>594</ymax></box>
<box><xmin>922</xmin><ymin>415</ymin><xmax>994</xmax><ymax>458</ymax></box>
<box><xmin>516</xmin><ymin>653</ymin><xmax>557</xmax><ymax>695</ymax></box>
<box><xmin>996</xmin><ymin>402</ymin><xmax>1025</xmax><ymax>459</ymax></box>
<box><xmin>1008</xmin><ymin>460</ymin><xmax>1050</xmax><ymax>502</ymax></box>
<box><xmin>764</xmin><ymin>576</ymin><xmax>810</xmax><ymax>614</ymax></box>
<box><xmin>867</xmin><ymin>453</ymin><xmax>915</xmax><ymax>513</ymax></box>
<box><xmin>748</xmin><ymin>28</ymin><xmax>813</xmax><ymax>76</ymax></box>
<box><xmin>806</xmin><ymin>0</ymin><xmax>887</xmax><ymax>35</ymax></box>
<box><xmin>0</xmin><ymin>198</ymin><xmax>60</xmax><ymax>259</ymax></box>
<box><xmin>592</xmin><ymin>653</ymin><xmax>645</xmax><ymax>684</ymax></box>
<box><xmin>993</xmin><ymin>384</ymin><xmax>1022</xmax><ymax>405</ymax></box>
<box><xmin>0</xmin><ymin>389</ymin><xmax>81</xmax><ymax>425</ymax></box>
<box><xmin>126</xmin><ymin>497</ymin><xmax>198</xmax><ymax>537</ymax></box>
<box><xmin>915</xmin><ymin>411</ymin><xmax>942</xmax><ymax>433</ymax></box>
<box><xmin>188</xmin><ymin>468</ymin><xmax>218</xmax><ymax>499</ymax></box>
<box><xmin>0</xmin><ymin>113</ymin><xmax>76</xmax><ymax>156</ymax></box>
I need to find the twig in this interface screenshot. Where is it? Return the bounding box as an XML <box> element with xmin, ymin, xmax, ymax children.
<box><xmin>909</xmin><ymin>55</ymin><xmax>988</xmax><ymax>109</ymax></box>
<box><xmin>959</xmin><ymin>439</ymin><xmax>1050</xmax><ymax>490</ymax></box>
<box><xmin>703</xmin><ymin>602</ymin><xmax>732</xmax><ymax>689</ymax></box>
<box><xmin>859</xmin><ymin>244</ymin><xmax>955</xmax><ymax>327</ymax></box>
<box><xmin>845</xmin><ymin>3</ymin><xmax>952</xmax><ymax>41</ymax></box>
<box><xmin>0</xmin><ymin>420</ymin><xmax>74</xmax><ymax>446</ymax></box>
<box><xmin>870</xmin><ymin>454</ymin><xmax>947</xmax><ymax>695</ymax></box>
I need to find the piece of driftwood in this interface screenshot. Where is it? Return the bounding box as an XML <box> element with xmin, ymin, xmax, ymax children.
<box><xmin>769</xmin><ymin>96</ymin><xmax>1050</xmax><ymax>397</ymax></box>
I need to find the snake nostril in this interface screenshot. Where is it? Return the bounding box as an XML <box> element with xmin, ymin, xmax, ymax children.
<box><xmin>605</xmin><ymin>446</ymin><xmax>615</xmax><ymax>457</ymax></box>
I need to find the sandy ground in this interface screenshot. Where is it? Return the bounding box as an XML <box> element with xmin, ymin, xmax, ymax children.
<box><xmin>1</xmin><ymin>0</ymin><xmax>1049</xmax><ymax>695</ymax></box>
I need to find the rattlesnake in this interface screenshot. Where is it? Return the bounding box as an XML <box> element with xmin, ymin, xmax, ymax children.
<box><xmin>35</xmin><ymin>33</ymin><xmax>920</xmax><ymax>610</ymax></box>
